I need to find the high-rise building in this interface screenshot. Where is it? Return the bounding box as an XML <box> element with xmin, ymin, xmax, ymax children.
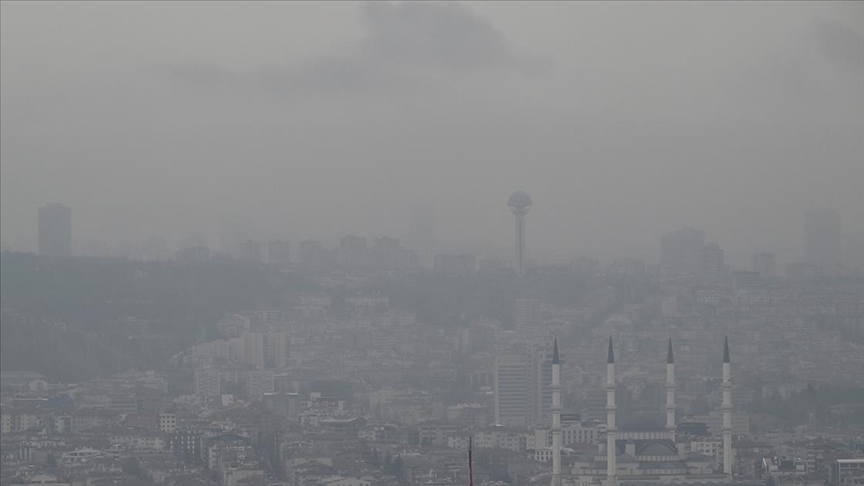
<box><xmin>702</xmin><ymin>242</ymin><xmax>726</xmax><ymax>284</ymax></box>
<box><xmin>38</xmin><ymin>203</ymin><xmax>72</xmax><ymax>257</ymax></box>
<box><xmin>494</xmin><ymin>343</ymin><xmax>554</xmax><ymax>428</ymax></box>
<box><xmin>268</xmin><ymin>240</ymin><xmax>290</xmax><ymax>268</ymax></box>
<box><xmin>176</xmin><ymin>246</ymin><xmax>210</xmax><ymax>263</ymax></box>
<box><xmin>248</xmin><ymin>370</ymin><xmax>275</xmax><ymax>401</ymax></box>
<box><xmin>494</xmin><ymin>353</ymin><xmax>530</xmax><ymax>427</ymax></box>
<box><xmin>239</xmin><ymin>240</ymin><xmax>262</xmax><ymax>262</ymax></box>
<box><xmin>263</xmin><ymin>332</ymin><xmax>288</xmax><ymax>369</ymax></box>
<box><xmin>515</xmin><ymin>296</ymin><xmax>542</xmax><ymax>334</ymax></box>
<box><xmin>194</xmin><ymin>370</ymin><xmax>221</xmax><ymax>398</ymax></box>
<box><xmin>299</xmin><ymin>239</ymin><xmax>335</xmax><ymax>270</ymax></box>
<box><xmin>529</xmin><ymin>344</ymin><xmax>555</xmax><ymax>425</ymax></box>
<box><xmin>340</xmin><ymin>235</ymin><xmax>367</xmax><ymax>267</ymax></box>
<box><xmin>752</xmin><ymin>251</ymin><xmax>776</xmax><ymax>277</ymax></box>
<box><xmin>660</xmin><ymin>227</ymin><xmax>705</xmax><ymax>277</ymax></box>
<box><xmin>244</xmin><ymin>333</ymin><xmax>265</xmax><ymax>369</ymax></box>
<box><xmin>508</xmin><ymin>191</ymin><xmax>533</xmax><ymax>277</ymax></box>
<box><xmin>804</xmin><ymin>208</ymin><xmax>841</xmax><ymax>267</ymax></box>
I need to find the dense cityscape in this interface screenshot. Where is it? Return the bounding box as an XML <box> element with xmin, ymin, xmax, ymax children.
<box><xmin>1</xmin><ymin>195</ymin><xmax>862</xmax><ymax>486</ymax></box>
<box><xmin>2</xmin><ymin>2</ymin><xmax>863</xmax><ymax>486</ymax></box>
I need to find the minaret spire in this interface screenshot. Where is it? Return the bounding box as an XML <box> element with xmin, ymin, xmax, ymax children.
<box><xmin>605</xmin><ymin>337</ymin><xmax>617</xmax><ymax>486</ymax></box>
<box><xmin>665</xmin><ymin>338</ymin><xmax>676</xmax><ymax>437</ymax></box>
<box><xmin>551</xmin><ymin>338</ymin><xmax>562</xmax><ymax>486</ymax></box>
<box><xmin>722</xmin><ymin>337</ymin><xmax>733</xmax><ymax>478</ymax></box>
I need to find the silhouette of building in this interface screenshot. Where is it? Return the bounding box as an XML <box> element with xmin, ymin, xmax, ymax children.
<box><xmin>239</xmin><ymin>240</ymin><xmax>262</xmax><ymax>263</ymax></box>
<box><xmin>752</xmin><ymin>251</ymin><xmax>776</xmax><ymax>277</ymax></box>
<box><xmin>268</xmin><ymin>240</ymin><xmax>290</xmax><ymax>268</ymax></box>
<box><xmin>38</xmin><ymin>203</ymin><xmax>72</xmax><ymax>257</ymax></box>
<box><xmin>339</xmin><ymin>235</ymin><xmax>367</xmax><ymax>268</ymax></box>
<box><xmin>299</xmin><ymin>239</ymin><xmax>334</xmax><ymax>270</ymax></box>
<box><xmin>703</xmin><ymin>242</ymin><xmax>726</xmax><ymax>284</ymax></box>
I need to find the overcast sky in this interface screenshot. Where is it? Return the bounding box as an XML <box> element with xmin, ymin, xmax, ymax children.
<box><xmin>2</xmin><ymin>1</ymin><xmax>862</xmax><ymax>264</ymax></box>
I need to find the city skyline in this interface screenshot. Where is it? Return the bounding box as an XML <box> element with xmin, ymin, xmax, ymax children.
<box><xmin>1</xmin><ymin>2</ymin><xmax>862</xmax><ymax>486</ymax></box>
<box><xmin>2</xmin><ymin>2</ymin><xmax>862</xmax><ymax>263</ymax></box>
<box><xmin>9</xmin><ymin>200</ymin><xmax>863</xmax><ymax>275</ymax></box>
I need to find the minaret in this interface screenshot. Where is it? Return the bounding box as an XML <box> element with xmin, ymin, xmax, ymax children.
<box><xmin>722</xmin><ymin>337</ymin><xmax>733</xmax><ymax>477</ymax></box>
<box><xmin>551</xmin><ymin>338</ymin><xmax>562</xmax><ymax>486</ymax></box>
<box><xmin>665</xmin><ymin>338</ymin><xmax>676</xmax><ymax>438</ymax></box>
<box><xmin>605</xmin><ymin>337</ymin><xmax>617</xmax><ymax>486</ymax></box>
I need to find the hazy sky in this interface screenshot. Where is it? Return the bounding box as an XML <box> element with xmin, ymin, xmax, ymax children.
<box><xmin>2</xmin><ymin>1</ymin><xmax>862</xmax><ymax>264</ymax></box>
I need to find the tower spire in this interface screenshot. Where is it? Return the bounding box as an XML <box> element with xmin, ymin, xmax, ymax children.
<box><xmin>665</xmin><ymin>338</ymin><xmax>676</xmax><ymax>437</ymax></box>
<box><xmin>605</xmin><ymin>338</ymin><xmax>617</xmax><ymax>486</ymax></box>
<box><xmin>551</xmin><ymin>338</ymin><xmax>562</xmax><ymax>486</ymax></box>
<box><xmin>722</xmin><ymin>337</ymin><xmax>733</xmax><ymax>478</ymax></box>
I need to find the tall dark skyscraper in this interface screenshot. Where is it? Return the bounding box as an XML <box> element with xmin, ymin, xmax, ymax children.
<box><xmin>804</xmin><ymin>208</ymin><xmax>842</xmax><ymax>267</ymax></box>
<box><xmin>38</xmin><ymin>203</ymin><xmax>72</xmax><ymax>257</ymax></box>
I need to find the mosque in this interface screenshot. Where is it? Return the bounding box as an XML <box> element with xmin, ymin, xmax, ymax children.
<box><xmin>549</xmin><ymin>337</ymin><xmax>762</xmax><ymax>486</ymax></box>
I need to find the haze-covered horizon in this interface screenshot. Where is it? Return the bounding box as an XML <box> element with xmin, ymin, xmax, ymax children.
<box><xmin>2</xmin><ymin>1</ymin><xmax>863</xmax><ymax>265</ymax></box>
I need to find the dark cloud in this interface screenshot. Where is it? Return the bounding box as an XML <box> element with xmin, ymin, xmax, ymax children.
<box><xmin>163</xmin><ymin>1</ymin><xmax>543</xmax><ymax>97</ymax></box>
<box><xmin>360</xmin><ymin>1</ymin><xmax>517</xmax><ymax>70</ymax></box>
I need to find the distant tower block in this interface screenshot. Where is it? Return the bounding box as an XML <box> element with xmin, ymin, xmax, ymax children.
<box><xmin>508</xmin><ymin>191</ymin><xmax>532</xmax><ymax>277</ymax></box>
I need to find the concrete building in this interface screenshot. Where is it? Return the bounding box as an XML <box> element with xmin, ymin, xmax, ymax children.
<box><xmin>194</xmin><ymin>369</ymin><xmax>221</xmax><ymax>398</ymax></box>
<box><xmin>703</xmin><ymin>242</ymin><xmax>726</xmax><ymax>284</ymax></box>
<box><xmin>516</xmin><ymin>296</ymin><xmax>542</xmax><ymax>334</ymax></box>
<box><xmin>158</xmin><ymin>412</ymin><xmax>177</xmax><ymax>433</ymax></box>
<box><xmin>494</xmin><ymin>353</ymin><xmax>530</xmax><ymax>427</ymax></box>
<box><xmin>752</xmin><ymin>251</ymin><xmax>776</xmax><ymax>277</ymax></box>
<box><xmin>494</xmin><ymin>343</ymin><xmax>553</xmax><ymax>427</ymax></box>
<box><xmin>264</xmin><ymin>332</ymin><xmax>288</xmax><ymax>369</ymax></box>
<box><xmin>339</xmin><ymin>235</ymin><xmax>367</xmax><ymax>267</ymax></box>
<box><xmin>38</xmin><ymin>203</ymin><xmax>72</xmax><ymax>257</ymax></box>
<box><xmin>268</xmin><ymin>240</ymin><xmax>290</xmax><ymax>268</ymax></box>
<box><xmin>239</xmin><ymin>240</ymin><xmax>262</xmax><ymax>263</ymax></box>
<box><xmin>245</xmin><ymin>332</ymin><xmax>265</xmax><ymax>369</ymax></box>
<box><xmin>248</xmin><ymin>370</ymin><xmax>275</xmax><ymax>401</ymax></box>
